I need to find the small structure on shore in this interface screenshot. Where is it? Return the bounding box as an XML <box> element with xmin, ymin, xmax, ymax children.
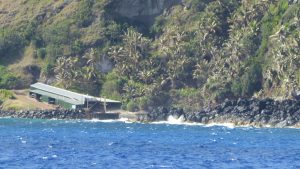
<box><xmin>29</xmin><ymin>83</ymin><xmax>121</xmax><ymax>112</ymax></box>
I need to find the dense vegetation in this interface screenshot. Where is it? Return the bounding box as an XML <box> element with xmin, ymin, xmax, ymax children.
<box><xmin>0</xmin><ymin>89</ymin><xmax>15</xmax><ymax>105</ymax></box>
<box><xmin>0</xmin><ymin>66</ymin><xmax>21</xmax><ymax>89</ymax></box>
<box><xmin>0</xmin><ymin>0</ymin><xmax>299</xmax><ymax>111</ymax></box>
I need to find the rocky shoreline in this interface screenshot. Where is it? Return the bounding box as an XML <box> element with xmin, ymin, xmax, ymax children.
<box><xmin>139</xmin><ymin>98</ymin><xmax>300</xmax><ymax>128</ymax></box>
<box><xmin>0</xmin><ymin>109</ymin><xmax>86</xmax><ymax>119</ymax></box>
<box><xmin>1</xmin><ymin>98</ymin><xmax>300</xmax><ymax>128</ymax></box>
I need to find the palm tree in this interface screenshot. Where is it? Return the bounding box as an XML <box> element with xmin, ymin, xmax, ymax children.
<box><xmin>82</xmin><ymin>48</ymin><xmax>99</xmax><ymax>81</ymax></box>
<box><xmin>82</xmin><ymin>66</ymin><xmax>96</xmax><ymax>81</ymax></box>
<box><xmin>54</xmin><ymin>57</ymin><xmax>71</xmax><ymax>88</ymax></box>
<box><xmin>84</xmin><ymin>48</ymin><xmax>97</xmax><ymax>68</ymax></box>
<box><xmin>108</xmin><ymin>28</ymin><xmax>151</xmax><ymax>80</ymax></box>
<box><xmin>53</xmin><ymin>56</ymin><xmax>81</xmax><ymax>88</ymax></box>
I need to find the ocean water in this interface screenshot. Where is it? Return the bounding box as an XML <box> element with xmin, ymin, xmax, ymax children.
<box><xmin>0</xmin><ymin>118</ymin><xmax>300</xmax><ymax>169</ymax></box>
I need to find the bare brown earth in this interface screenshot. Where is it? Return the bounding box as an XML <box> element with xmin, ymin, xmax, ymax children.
<box><xmin>1</xmin><ymin>90</ymin><xmax>55</xmax><ymax>110</ymax></box>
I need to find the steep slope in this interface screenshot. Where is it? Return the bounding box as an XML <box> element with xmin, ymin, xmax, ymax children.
<box><xmin>0</xmin><ymin>0</ymin><xmax>300</xmax><ymax>111</ymax></box>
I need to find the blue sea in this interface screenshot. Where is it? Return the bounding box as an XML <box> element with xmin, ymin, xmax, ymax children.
<box><xmin>0</xmin><ymin>118</ymin><xmax>300</xmax><ymax>169</ymax></box>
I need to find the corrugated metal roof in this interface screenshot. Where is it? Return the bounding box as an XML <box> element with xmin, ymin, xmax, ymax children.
<box><xmin>96</xmin><ymin>98</ymin><xmax>121</xmax><ymax>103</ymax></box>
<box><xmin>30</xmin><ymin>88</ymin><xmax>83</xmax><ymax>105</ymax></box>
<box><xmin>30</xmin><ymin>83</ymin><xmax>121</xmax><ymax>104</ymax></box>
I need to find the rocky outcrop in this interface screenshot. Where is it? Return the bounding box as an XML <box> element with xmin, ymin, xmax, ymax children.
<box><xmin>108</xmin><ymin>0</ymin><xmax>182</xmax><ymax>26</ymax></box>
<box><xmin>140</xmin><ymin>98</ymin><xmax>300</xmax><ymax>128</ymax></box>
<box><xmin>0</xmin><ymin>109</ymin><xmax>86</xmax><ymax>119</ymax></box>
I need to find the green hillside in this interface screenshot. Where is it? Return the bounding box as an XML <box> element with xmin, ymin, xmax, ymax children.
<box><xmin>0</xmin><ymin>0</ymin><xmax>300</xmax><ymax>111</ymax></box>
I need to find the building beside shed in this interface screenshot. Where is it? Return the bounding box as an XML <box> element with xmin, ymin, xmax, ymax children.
<box><xmin>29</xmin><ymin>83</ymin><xmax>121</xmax><ymax>111</ymax></box>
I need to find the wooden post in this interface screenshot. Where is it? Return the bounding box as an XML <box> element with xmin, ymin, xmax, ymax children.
<box><xmin>104</xmin><ymin>98</ymin><xmax>107</xmax><ymax>114</ymax></box>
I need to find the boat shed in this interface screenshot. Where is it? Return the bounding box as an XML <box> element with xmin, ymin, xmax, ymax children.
<box><xmin>29</xmin><ymin>82</ymin><xmax>121</xmax><ymax>110</ymax></box>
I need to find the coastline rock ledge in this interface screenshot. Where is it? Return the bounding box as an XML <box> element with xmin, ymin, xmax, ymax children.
<box><xmin>0</xmin><ymin>109</ymin><xmax>86</xmax><ymax>119</ymax></box>
<box><xmin>139</xmin><ymin>98</ymin><xmax>300</xmax><ymax>128</ymax></box>
<box><xmin>1</xmin><ymin>98</ymin><xmax>300</xmax><ymax>128</ymax></box>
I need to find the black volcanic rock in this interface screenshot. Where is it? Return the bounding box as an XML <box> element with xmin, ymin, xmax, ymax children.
<box><xmin>0</xmin><ymin>109</ymin><xmax>86</xmax><ymax>119</ymax></box>
<box><xmin>142</xmin><ymin>98</ymin><xmax>300</xmax><ymax>128</ymax></box>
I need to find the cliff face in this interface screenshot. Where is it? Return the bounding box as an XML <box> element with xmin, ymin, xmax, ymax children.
<box><xmin>109</xmin><ymin>0</ymin><xmax>182</xmax><ymax>26</ymax></box>
<box><xmin>112</xmin><ymin>0</ymin><xmax>182</xmax><ymax>18</ymax></box>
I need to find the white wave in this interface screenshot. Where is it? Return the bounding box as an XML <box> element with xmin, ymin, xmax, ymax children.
<box><xmin>158</xmin><ymin>165</ymin><xmax>172</xmax><ymax>168</ymax></box>
<box><xmin>151</xmin><ymin>116</ymin><xmax>243</xmax><ymax>129</ymax></box>
<box><xmin>167</xmin><ymin>115</ymin><xmax>186</xmax><ymax>124</ymax></box>
<box><xmin>24</xmin><ymin>115</ymin><xmax>299</xmax><ymax>129</ymax></box>
<box><xmin>18</xmin><ymin>136</ymin><xmax>27</xmax><ymax>144</ymax></box>
<box><xmin>265</xmin><ymin>124</ymin><xmax>272</xmax><ymax>128</ymax></box>
<box><xmin>210</xmin><ymin>139</ymin><xmax>217</xmax><ymax>142</ymax></box>
<box><xmin>42</xmin><ymin>156</ymin><xmax>48</xmax><ymax>160</ymax></box>
<box><xmin>204</xmin><ymin>123</ymin><xmax>235</xmax><ymax>129</ymax></box>
<box><xmin>108</xmin><ymin>142</ymin><xmax>114</xmax><ymax>146</ymax></box>
<box><xmin>287</xmin><ymin>126</ymin><xmax>300</xmax><ymax>129</ymax></box>
<box><xmin>211</xmin><ymin>132</ymin><xmax>217</xmax><ymax>136</ymax></box>
<box><xmin>152</xmin><ymin>115</ymin><xmax>204</xmax><ymax>126</ymax></box>
<box><xmin>0</xmin><ymin>117</ymin><xmax>11</xmax><ymax>119</ymax></box>
<box><xmin>83</xmin><ymin>118</ymin><xmax>132</xmax><ymax>123</ymax></box>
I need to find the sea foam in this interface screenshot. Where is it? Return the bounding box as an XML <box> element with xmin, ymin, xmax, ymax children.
<box><xmin>204</xmin><ymin>123</ymin><xmax>236</xmax><ymax>129</ymax></box>
<box><xmin>83</xmin><ymin>118</ymin><xmax>132</xmax><ymax>123</ymax></box>
<box><xmin>152</xmin><ymin>115</ymin><xmax>204</xmax><ymax>126</ymax></box>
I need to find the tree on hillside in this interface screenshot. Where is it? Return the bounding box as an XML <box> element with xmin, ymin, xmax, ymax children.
<box><xmin>54</xmin><ymin>57</ymin><xmax>79</xmax><ymax>88</ymax></box>
<box><xmin>108</xmin><ymin>28</ymin><xmax>151</xmax><ymax>81</ymax></box>
<box><xmin>83</xmin><ymin>48</ymin><xmax>98</xmax><ymax>81</ymax></box>
<box><xmin>157</xmin><ymin>27</ymin><xmax>194</xmax><ymax>89</ymax></box>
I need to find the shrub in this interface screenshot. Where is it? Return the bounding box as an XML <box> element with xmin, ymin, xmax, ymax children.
<box><xmin>0</xmin><ymin>29</ymin><xmax>25</xmax><ymax>60</ymax></box>
<box><xmin>0</xmin><ymin>75</ymin><xmax>19</xmax><ymax>89</ymax></box>
<box><xmin>36</xmin><ymin>48</ymin><xmax>46</xmax><ymax>59</ymax></box>
<box><xmin>231</xmin><ymin>80</ymin><xmax>243</xmax><ymax>97</ymax></box>
<box><xmin>241</xmin><ymin>64</ymin><xmax>263</xmax><ymax>96</ymax></box>
<box><xmin>101</xmin><ymin>71</ymin><xmax>126</xmax><ymax>100</ymax></box>
<box><xmin>214</xmin><ymin>87</ymin><xmax>232</xmax><ymax>103</ymax></box>
<box><xmin>45</xmin><ymin>44</ymin><xmax>63</xmax><ymax>59</ymax></box>
<box><xmin>41</xmin><ymin>62</ymin><xmax>54</xmax><ymax>78</ymax></box>
<box><xmin>101</xmin><ymin>80</ymin><xmax>122</xmax><ymax>100</ymax></box>
<box><xmin>42</xmin><ymin>21</ymin><xmax>72</xmax><ymax>45</ymax></box>
<box><xmin>71</xmin><ymin>40</ymin><xmax>84</xmax><ymax>55</ymax></box>
<box><xmin>127</xmin><ymin>100</ymin><xmax>139</xmax><ymax>112</ymax></box>
<box><xmin>137</xmin><ymin>96</ymin><xmax>155</xmax><ymax>111</ymax></box>
<box><xmin>170</xmin><ymin>88</ymin><xmax>203</xmax><ymax>111</ymax></box>
<box><xmin>147</xmin><ymin>91</ymin><xmax>170</xmax><ymax>108</ymax></box>
<box><xmin>0</xmin><ymin>89</ymin><xmax>15</xmax><ymax>100</ymax></box>
<box><xmin>150</xmin><ymin>16</ymin><xmax>165</xmax><ymax>36</ymax></box>
<box><xmin>75</xmin><ymin>1</ymin><xmax>94</xmax><ymax>28</ymax></box>
<box><xmin>0</xmin><ymin>66</ymin><xmax>20</xmax><ymax>89</ymax></box>
<box><xmin>32</xmin><ymin>35</ymin><xmax>44</xmax><ymax>48</ymax></box>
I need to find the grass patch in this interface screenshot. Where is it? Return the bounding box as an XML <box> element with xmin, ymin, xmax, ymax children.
<box><xmin>0</xmin><ymin>89</ymin><xmax>15</xmax><ymax>108</ymax></box>
<box><xmin>1</xmin><ymin>99</ymin><xmax>36</xmax><ymax>111</ymax></box>
<box><xmin>0</xmin><ymin>89</ymin><xmax>15</xmax><ymax>100</ymax></box>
